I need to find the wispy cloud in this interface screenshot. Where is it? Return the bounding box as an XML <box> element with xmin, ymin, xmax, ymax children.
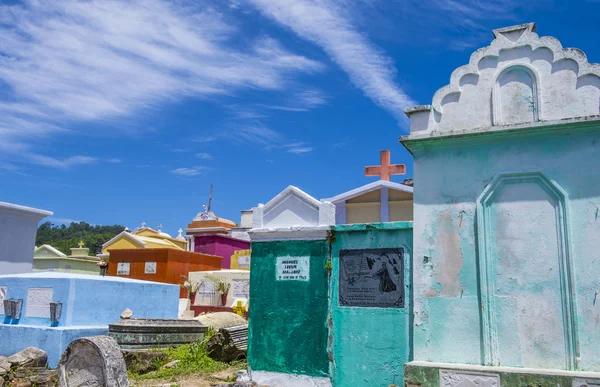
<box><xmin>246</xmin><ymin>0</ymin><xmax>415</xmax><ymax>122</ymax></box>
<box><xmin>171</xmin><ymin>167</ymin><xmax>207</xmax><ymax>177</ymax></box>
<box><xmin>108</xmin><ymin>158</ymin><xmax>122</xmax><ymax>163</ymax></box>
<box><xmin>26</xmin><ymin>154</ymin><xmax>97</xmax><ymax>169</ymax></box>
<box><xmin>195</xmin><ymin>152</ymin><xmax>213</xmax><ymax>160</ymax></box>
<box><xmin>0</xmin><ymin>0</ymin><xmax>324</xmax><ymax>166</ymax></box>
<box><xmin>287</xmin><ymin>146</ymin><xmax>313</xmax><ymax>154</ymax></box>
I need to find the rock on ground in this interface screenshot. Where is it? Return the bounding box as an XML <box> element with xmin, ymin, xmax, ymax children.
<box><xmin>0</xmin><ymin>356</ymin><xmax>10</xmax><ymax>376</ymax></box>
<box><xmin>7</xmin><ymin>347</ymin><xmax>48</xmax><ymax>368</ymax></box>
<box><xmin>123</xmin><ymin>350</ymin><xmax>168</xmax><ymax>374</ymax></box>
<box><xmin>206</xmin><ymin>330</ymin><xmax>245</xmax><ymax>363</ymax></box>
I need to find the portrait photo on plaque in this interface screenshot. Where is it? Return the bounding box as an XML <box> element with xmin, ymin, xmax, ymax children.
<box><xmin>339</xmin><ymin>248</ymin><xmax>404</xmax><ymax>308</ymax></box>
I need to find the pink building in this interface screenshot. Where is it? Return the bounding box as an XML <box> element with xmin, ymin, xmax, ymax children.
<box><xmin>184</xmin><ymin>209</ymin><xmax>250</xmax><ymax>269</ymax></box>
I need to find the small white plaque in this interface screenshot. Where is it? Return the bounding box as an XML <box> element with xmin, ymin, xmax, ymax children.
<box><xmin>144</xmin><ymin>262</ymin><xmax>157</xmax><ymax>274</ymax></box>
<box><xmin>238</xmin><ymin>255</ymin><xmax>250</xmax><ymax>268</ymax></box>
<box><xmin>0</xmin><ymin>287</ymin><xmax>7</xmax><ymax>315</ymax></box>
<box><xmin>117</xmin><ymin>262</ymin><xmax>130</xmax><ymax>275</ymax></box>
<box><xmin>276</xmin><ymin>256</ymin><xmax>310</xmax><ymax>281</ymax></box>
<box><xmin>197</xmin><ymin>280</ymin><xmax>216</xmax><ymax>295</ymax></box>
<box><xmin>233</xmin><ymin>279</ymin><xmax>249</xmax><ymax>298</ymax></box>
<box><xmin>26</xmin><ymin>288</ymin><xmax>53</xmax><ymax>318</ymax></box>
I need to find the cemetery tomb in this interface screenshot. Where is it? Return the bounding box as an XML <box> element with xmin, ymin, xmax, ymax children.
<box><xmin>185</xmin><ymin>208</ymin><xmax>250</xmax><ymax>269</ymax></box>
<box><xmin>324</xmin><ymin>151</ymin><xmax>413</xmax><ymax>224</ymax></box>
<box><xmin>187</xmin><ymin>269</ymin><xmax>250</xmax><ymax>314</ymax></box>
<box><xmin>33</xmin><ymin>243</ymin><xmax>102</xmax><ymax>275</ymax></box>
<box><xmin>247</xmin><ymin>186</ymin><xmax>335</xmax><ymax>387</ymax></box>
<box><xmin>0</xmin><ymin>201</ymin><xmax>52</xmax><ymax>275</ymax></box>
<box><xmin>329</xmin><ymin>221</ymin><xmax>413</xmax><ymax>387</ymax></box>
<box><xmin>0</xmin><ymin>272</ymin><xmax>179</xmax><ymax>367</ymax></box>
<box><xmin>402</xmin><ymin>23</ymin><xmax>600</xmax><ymax>385</ymax></box>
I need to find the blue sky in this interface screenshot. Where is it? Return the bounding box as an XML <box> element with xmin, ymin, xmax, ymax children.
<box><xmin>1</xmin><ymin>0</ymin><xmax>599</xmax><ymax>235</ymax></box>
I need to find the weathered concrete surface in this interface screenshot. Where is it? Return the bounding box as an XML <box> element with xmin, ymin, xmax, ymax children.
<box><xmin>404</xmin><ymin>361</ymin><xmax>600</xmax><ymax>387</ymax></box>
<box><xmin>0</xmin><ymin>356</ymin><xmax>9</xmax><ymax>376</ymax></box>
<box><xmin>58</xmin><ymin>336</ymin><xmax>128</xmax><ymax>387</ymax></box>
<box><xmin>250</xmin><ymin>370</ymin><xmax>331</xmax><ymax>387</ymax></box>
<box><xmin>109</xmin><ymin>318</ymin><xmax>207</xmax><ymax>349</ymax></box>
<box><xmin>329</xmin><ymin>223</ymin><xmax>412</xmax><ymax>387</ymax></box>
<box><xmin>402</xmin><ymin>23</ymin><xmax>600</xmax><ymax>371</ymax></box>
<box><xmin>194</xmin><ymin>312</ymin><xmax>247</xmax><ymax>329</ymax></box>
<box><xmin>8</xmin><ymin>347</ymin><xmax>48</xmax><ymax>368</ymax></box>
<box><xmin>248</xmin><ymin>240</ymin><xmax>329</xmax><ymax>378</ymax></box>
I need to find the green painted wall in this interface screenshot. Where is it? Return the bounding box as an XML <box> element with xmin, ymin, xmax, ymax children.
<box><xmin>330</xmin><ymin>222</ymin><xmax>413</xmax><ymax>387</ymax></box>
<box><xmin>248</xmin><ymin>240</ymin><xmax>330</xmax><ymax>377</ymax></box>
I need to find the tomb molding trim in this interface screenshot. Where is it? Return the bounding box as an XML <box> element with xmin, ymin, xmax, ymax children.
<box><xmin>400</xmin><ymin>115</ymin><xmax>600</xmax><ymax>154</ymax></box>
<box><xmin>476</xmin><ymin>171</ymin><xmax>579</xmax><ymax>369</ymax></box>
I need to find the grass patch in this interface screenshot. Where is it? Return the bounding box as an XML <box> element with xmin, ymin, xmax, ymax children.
<box><xmin>128</xmin><ymin>329</ymin><xmax>246</xmax><ymax>382</ymax></box>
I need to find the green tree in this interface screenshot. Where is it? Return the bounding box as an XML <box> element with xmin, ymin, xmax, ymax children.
<box><xmin>36</xmin><ymin>221</ymin><xmax>125</xmax><ymax>256</ymax></box>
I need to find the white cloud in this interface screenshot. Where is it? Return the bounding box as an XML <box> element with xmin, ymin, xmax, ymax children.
<box><xmin>0</xmin><ymin>0</ymin><xmax>324</xmax><ymax>165</ymax></box>
<box><xmin>287</xmin><ymin>146</ymin><xmax>313</xmax><ymax>154</ymax></box>
<box><xmin>246</xmin><ymin>0</ymin><xmax>415</xmax><ymax>122</ymax></box>
<box><xmin>26</xmin><ymin>154</ymin><xmax>97</xmax><ymax>169</ymax></box>
<box><xmin>107</xmin><ymin>158</ymin><xmax>122</xmax><ymax>163</ymax></box>
<box><xmin>171</xmin><ymin>167</ymin><xmax>207</xmax><ymax>177</ymax></box>
<box><xmin>195</xmin><ymin>152</ymin><xmax>213</xmax><ymax>160</ymax></box>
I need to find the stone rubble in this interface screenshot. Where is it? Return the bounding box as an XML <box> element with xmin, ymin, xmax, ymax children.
<box><xmin>7</xmin><ymin>347</ymin><xmax>48</xmax><ymax>368</ymax></box>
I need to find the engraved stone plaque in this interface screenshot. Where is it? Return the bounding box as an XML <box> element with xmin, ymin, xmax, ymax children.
<box><xmin>339</xmin><ymin>248</ymin><xmax>404</xmax><ymax>308</ymax></box>
<box><xmin>116</xmin><ymin>262</ymin><xmax>130</xmax><ymax>275</ymax></box>
<box><xmin>26</xmin><ymin>288</ymin><xmax>54</xmax><ymax>318</ymax></box>
<box><xmin>238</xmin><ymin>255</ymin><xmax>250</xmax><ymax>269</ymax></box>
<box><xmin>233</xmin><ymin>279</ymin><xmax>249</xmax><ymax>298</ymax></box>
<box><xmin>144</xmin><ymin>262</ymin><xmax>157</xmax><ymax>274</ymax></box>
<box><xmin>0</xmin><ymin>287</ymin><xmax>6</xmax><ymax>315</ymax></box>
<box><xmin>440</xmin><ymin>370</ymin><xmax>499</xmax><ymax>387</ymax></box>
<box><xmin>276</xmin><ymin>256</ymin><xmax>309</xmax><ymax>281</ymax></box>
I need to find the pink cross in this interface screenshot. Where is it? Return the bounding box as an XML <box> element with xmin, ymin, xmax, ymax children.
<box><xmin>364</xmin><ymin>150</ymin><xmax>406</xmax><ymax>181</ymax></box>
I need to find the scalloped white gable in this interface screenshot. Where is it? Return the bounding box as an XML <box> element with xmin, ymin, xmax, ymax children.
<box><xmin>405</xmin><ymin>23</ymin><xmax>600</xmax><ymax>135</ymax></box>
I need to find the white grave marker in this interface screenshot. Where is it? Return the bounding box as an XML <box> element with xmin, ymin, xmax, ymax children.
<box><xmin>26</xmin><ymin>288</ymin><xmax>53</xmax><ymax>318</ymax></box>
<box><xmin>276</xmin><ymin>256</ymin><xmax>310</xmax><ymax>281</ymax></box>
<box><xmin>0</xmin><ymin>287</ymin><xmax>7</xmax><ymax>315</ymax></box>
<box><xmin>233</xmin><ymin>279</ymin><xmax>250</xmax><ymax>298</ymax></box>
<box><xmin>197</xmin><ymin>280</ymin><xmax>216</xmax><ymax>295</ymax></box>
<box><xmin>144</xmin><ymin>262</ymin><xmax>157</xmax><ymax>274</ymax></box>
<box><xmin>117</xmin><ymin>263</ymin><xmax>130</xmax><ymax>275</ymax></box>
<box><xmin>238</xmin><ymin>255</ymin><xmax>250</xmax><ymax>269</ymax></box>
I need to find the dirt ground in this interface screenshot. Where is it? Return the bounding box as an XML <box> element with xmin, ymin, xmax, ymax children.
<box><xmin>131</xmin><ymin>366</ymin><xmax>244</xmax><ymax>387</ymax></box>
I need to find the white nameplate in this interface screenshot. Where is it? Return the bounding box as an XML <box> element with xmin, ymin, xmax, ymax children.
<box><xmin>233</xmin><ymin>279</ymin><xmax>249</xmax><ymax>298</ymax></box>
<box><xmin>117</xmin><ymin>262</ymin><xmax>130</xmax><ymax>275</ymax></box>
<box><xmin>238</xmin><ymin>255</ymin><xmax>250</xmax><ymax>268</ymax></box>
<box><xmin>0</xmin><ymin>287</ymin><xmax>7</xmax><ymax>315</ymax></box>
<box><xmin>144</xmin><ymin>262</ymin><xmax>157</xmax><ymax>274</ymax></box>
<box><xmin>26</xmin><ymin>288</ymin><xmax>53</xmax><ymax>318</ymax></box>
<box><xmin>197</xmin><ymin>280</ymin><xmax>216</xmax><ymax>295</ymax></box>
<box><xmin>276</xmin><ymin>256</ymin><xmax>309</xmax><ymax>281</ymax></box>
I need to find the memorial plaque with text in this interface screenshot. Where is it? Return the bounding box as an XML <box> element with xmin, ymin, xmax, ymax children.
<box><xmin>339</xmin><ymin>248</ymin><xmax>404</xmax><ymax>308</ymax></box>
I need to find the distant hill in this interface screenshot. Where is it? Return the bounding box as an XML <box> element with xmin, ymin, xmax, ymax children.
<box><xmin>36</xmin><ymin>221</ymin><xmax>125</xmax><ymax>256</ymax></box>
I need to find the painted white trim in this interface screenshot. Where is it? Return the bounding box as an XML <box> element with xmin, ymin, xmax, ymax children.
<box><xmin>34</xmin><ymin>244</ymin><xmax>67</xmax><ymax>258</ymax></box>
<box><xmin>101</xmin><ymin>231</ymin><xmax>147</xmax><ymax>249</ymax></box>
<box><xmin>323</xmin><ymin>180</ymin><xmax>412</xmax><ymax>204</ymax></box>
<box><xmin>96</xmin><ymin>254</ymin><xmax>109</xmax><ymax>259</ymax></box>
<box><xmin>249</xmin><ymin>227</ymin><xmax>329</xmax><ymax>242</ymax></box>
<box><xmin>0</xmin><ymin>201</ymin><xmax>53</xmax><ymax>218</ymax></box>
<box><xmin>262</xmin><ymin>185</ymin><xmax>322</xmax><ymax>212</ymax></box>
<box><xmin>380</xmin><ymin>187</ymin><xmax>389</xmax><ymax>222</ymax></box>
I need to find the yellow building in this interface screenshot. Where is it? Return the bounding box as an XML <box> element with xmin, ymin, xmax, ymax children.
<box><xmin>230</xmin><ymin>249</ymin><xmax>251</xmax><ymax>270</ymax></box>
<box><xmin>33</xmin><ymin>243</ymin><xmax>101</xmax><ymax>275</ymax></box>
<box><xmin>97</xmin><ymin>223</ymin><xmax>187</xmax><ymax>260</ymax></box>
